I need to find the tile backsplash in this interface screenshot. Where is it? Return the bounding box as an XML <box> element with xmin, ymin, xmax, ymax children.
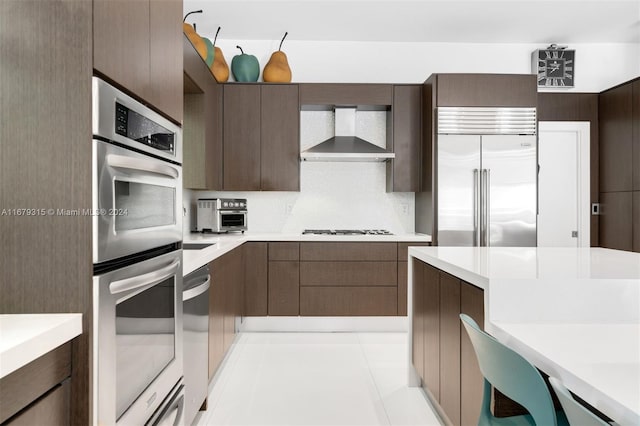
<box><xmin>184</xmin><ymin>110</ymin><xmax>415</xmax><ymax>235</ymax></box>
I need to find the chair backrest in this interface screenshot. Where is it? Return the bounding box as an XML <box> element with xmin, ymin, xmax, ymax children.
<box><xmin>460</xmin><ymin>314</ymin><xmax>558</xmax><ymax>426</ymax></box>
<box><xmin>549</xmin><ymin>377</ymin><xmax>609</xmax><ymax>426</ymax></box>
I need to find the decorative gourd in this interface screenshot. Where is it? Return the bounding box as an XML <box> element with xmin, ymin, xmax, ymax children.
<box><xmin>231</xmin><ymin>46</ymin><xmax>260</xmax><ymax>82</ymax></box>
<box><xmin>263</xmin><ymin>32</ymin><xmax>292</xmax><ymax>83</ymax></box>
<box><xmin>210</xmin><ymin>27</ymin><xmax>229</xmax><ymax>82</ymax></box>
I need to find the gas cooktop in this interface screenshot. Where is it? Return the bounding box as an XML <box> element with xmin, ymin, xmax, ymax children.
<box><xmin>302</xmin><ymin>229</ymin><xmax>394</xmax><ymax>235</ymax></box>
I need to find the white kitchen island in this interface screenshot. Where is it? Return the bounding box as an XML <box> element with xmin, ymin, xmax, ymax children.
<box><xmin>408</xmin><ymin>247</ymin><xmax>640</xmax><ymax>426</ymax></box>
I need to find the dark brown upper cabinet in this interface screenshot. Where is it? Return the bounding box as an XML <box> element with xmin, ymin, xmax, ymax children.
<box><xmin>261</xmin><ymin>84</ymin><xmax>300</xmax><ymax>191</ymax></box>
<box><xmin>183</xmin><ymin>35</ymin><xmax>223</xmax><ymax>190</ymax></box>
<box><xmin>223</xmin><ymin>84</ymin><xmax>300</xmax><ymax>191</ymax></box>
<box><xmin>599</xmin><ymin>83</ymin><xmax>633</xmax><ymax>192</ymax></box>
<box><xmin>299</xmin><ymin>84</ymin><xmax>393</xmax><ymax>107</ymax></box>
<box><xmin>435</xmin><ymin>74</ymin><xmax>537</xmax><ymax>107</ymax></box>
<box><xmin>387</xmin><ymin>85</ymin><xmax>422</xmax><ymax>192</ymax></box>
<box><xmin>94</xmin><ymin>0</ymin><xmax>182</xmax><ymax>124</ymax></box>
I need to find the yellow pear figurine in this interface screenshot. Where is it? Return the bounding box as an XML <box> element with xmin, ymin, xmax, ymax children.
<box><xmin>211</xmin><ymin>27</ymin><xmax>229</xmax><ymax>82</ymax></box>
<box><xmin>263</xmin><ymin>32</ymin><xmax>292</xmax><ymax>83</ymax></box>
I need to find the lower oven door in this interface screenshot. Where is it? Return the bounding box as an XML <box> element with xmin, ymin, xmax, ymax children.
<box><xmin>94</xmin><ymin>249</ymin><xmax>183</xmax><ymax>425</ymax></box>
<box><xmin>93</xmin><ymin>139</ymin><xmax>183</xmax><ymax>264</ymax></box>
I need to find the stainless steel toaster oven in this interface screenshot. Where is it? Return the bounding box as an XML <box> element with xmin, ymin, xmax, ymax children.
<box><xmin>195</xmin><ymin>198</ymin><xmax>247</xmax><ymax>233</ymax></box>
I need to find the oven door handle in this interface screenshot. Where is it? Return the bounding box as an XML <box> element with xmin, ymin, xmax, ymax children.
<box><xmin>110</xmin><ymin>259</ymin><xmax>180</xmax><ymax>295</ymax></box>
<box><xmin>106</xmin><ymin>154</ymin><xmax>179</xmax><ymax>179</ymax></box>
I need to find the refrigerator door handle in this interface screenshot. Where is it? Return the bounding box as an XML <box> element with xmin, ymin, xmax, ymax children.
<box><xmin>473</xmin><ymin>169</ymin><xmax>480</xmax><ymax>246</ymax></box>
<box><xmin>484</xmin><ymin>169</ymin><xmax>491</xmax><ymax>247</ymax></box>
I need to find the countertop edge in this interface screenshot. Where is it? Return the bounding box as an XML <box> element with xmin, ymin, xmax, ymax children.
<box><xmin>408</xmin><ymin>247</ymin><xmax>488</xmax><ymax>290</ymax></box>
<box><xmin>0</xmin><ymin>313</ymin><xmax>83</xmax><ymax>379</ymax></box>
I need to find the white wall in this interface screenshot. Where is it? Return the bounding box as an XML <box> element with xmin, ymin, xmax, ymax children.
<box><xmin>185</xmin><ymin>110</ymin><xmax>415</xmax><ymax>235</ymax></box>
<box><xmin>207</xmin><ymin>38</ymin><xmax>640</xmax><ymax>92</ymax></box>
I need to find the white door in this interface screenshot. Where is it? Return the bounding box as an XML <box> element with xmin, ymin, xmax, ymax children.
<box><xmin>538</xmin><ymin>122</ymin><xmax>590</xmax><ymax>247</ymax></box>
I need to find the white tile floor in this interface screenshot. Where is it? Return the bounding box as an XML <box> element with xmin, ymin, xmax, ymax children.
<box><xmin>194</xmin><ymin>332</ymin><xmax>442</xmax><ymax>426</ymax></box>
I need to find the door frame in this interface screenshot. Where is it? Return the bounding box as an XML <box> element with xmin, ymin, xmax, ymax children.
<box><xmin>538</xmin><ymin>121</ymin><xmax>591</xmax><ymax>247</ymax></box>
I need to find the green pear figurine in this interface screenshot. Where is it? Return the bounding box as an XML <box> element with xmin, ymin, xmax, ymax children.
<box><xmin>231</xmin><ymin>45</ymin><xmax>260</xmax><ymax>82</ymax></box>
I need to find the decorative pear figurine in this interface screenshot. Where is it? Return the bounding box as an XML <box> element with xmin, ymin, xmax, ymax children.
<box><xmin>231</xmin><ymin>45</ymin><xmax>260</xmax><ymax>82</ymax></box>
<box><xmin>263</xmin><ymin>32</ymin><xmax>292</xmax><ymax>83</ymax></box>
<box><xmin>210</xmin><ymin>27</ymin><xmax>229</xmax><ymax>82</ymax></box>
<box><xmin>183</xmin><ymin>11</ymin><xmax>213</xmax><ymax>66</ymax></box>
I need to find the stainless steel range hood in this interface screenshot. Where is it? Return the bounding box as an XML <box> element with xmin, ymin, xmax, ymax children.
<box><xmin>300</xmin><ymin>107</ymin><xmax>395</xmax><ymax>162</ymax></box>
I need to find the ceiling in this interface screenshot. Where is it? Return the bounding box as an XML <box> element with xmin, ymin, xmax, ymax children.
<box><xmin>183</xmin><ymin>0</ymin><xmax>640</xmax><ymax>44</ymax></box>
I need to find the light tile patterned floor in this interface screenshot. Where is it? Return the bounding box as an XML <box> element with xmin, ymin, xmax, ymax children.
<box><xmin>194</xmin><ymin>332</ymin><xmax>442</xmax><ymax>426</ymax></box>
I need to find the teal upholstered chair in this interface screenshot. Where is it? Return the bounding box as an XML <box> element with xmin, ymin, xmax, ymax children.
<box><xmin>460</xmin><ymin>314</ymin><xmax>569</xmax><ymax>425</ymax></box>
<box><xmin>549</xmin><ymin>377</ymin><xmax>609</xmax><ymax>426</ymax></box>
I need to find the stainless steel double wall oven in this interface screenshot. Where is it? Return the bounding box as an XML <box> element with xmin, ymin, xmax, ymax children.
<box><xmin>92</xmin><ymin>77</ymin><xmax>185</xmax><ymax>425</ymax></box>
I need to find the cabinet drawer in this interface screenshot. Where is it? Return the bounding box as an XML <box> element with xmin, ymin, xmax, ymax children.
<box><xmin>5</xmin><ymin>380</ymin><xmax>70</xmax><ymax>426</ymax></box>
<box><xmin>300</xmin><ymin>242</ymin><xmax>396</xmax><ymax>261</ymax></box>
<box><xmin>300</xmin><ymin>261</ymin><xmax>397</xmax><ymax>286</ymax></box>
<box><xmin>300</xmin><ymin>286</ymin><xmax>397</xmax><ymax>316</ymax></box>
<box><xmin>397</xmin><ymin>242</ymin><xmax>431</xmax><ymax>261</ymax></box>
<box><xmin>268</xmin><ymin>261</ymin><xmax>300</xmax><ymax>316</ymax></box>
<box><xmin>0</xmin><ymin>343</ymin><xmax>71</xmax><ymax>423</ymax></box>
<box><xmin>269</xmin><ymin>242</ymin><xmax>299</xmax><ymax>261</ymax></box>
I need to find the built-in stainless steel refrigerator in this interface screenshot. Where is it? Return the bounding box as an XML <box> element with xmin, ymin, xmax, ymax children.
<box><xmin>436</xmin><ymin>107</ymin><xmax>537</xmax><ymax>247</ymax></box>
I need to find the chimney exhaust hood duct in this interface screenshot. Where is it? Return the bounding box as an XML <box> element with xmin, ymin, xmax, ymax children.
<box><xmin>300</xmin><ymin>107</ymin><xmax>395</xmax><ymax>162</ymax></box>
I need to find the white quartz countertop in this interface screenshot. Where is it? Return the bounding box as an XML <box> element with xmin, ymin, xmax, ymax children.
<box><xmin>183</xmin><ymin>232</ymin><xmax>431</xmax><ymax>276</ymax></box>
<box><xmin>0</xmin><ymin>313</ymin><xmax>82</xmax><ymax>379</ymax></box>
<box><xmin>408</xmin><ymin>247</ymin><xmax>640</xmax><ymax>425</ymax></box>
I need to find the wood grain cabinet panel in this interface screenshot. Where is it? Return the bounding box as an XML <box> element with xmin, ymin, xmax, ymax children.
<box><xmin>436</xmin><ymin>74</ymin><xmax>537</xmax><ymax>107</ymax></box>
<box><xmin>423</xmin><ymin>264</ymin><xmax>441</xmax><ymax>402</ymax></box>
<box><xmin>300</xmin><ymin>261</ymin><xmax>397</xmax><ymax>286</ymax></box>
<box><xmin>300</xmin><ymin>287</ymin><xmax>397</xmax><ymax>316</ymax></box>
<box><xmin>5</xmin><ymin>380</ymin><xmax>70</xmax><ymax>426</ymax></box>
<box><xmin>93</xmin><ymin>0</ymin><xmax>150</xmax><ymax>101</ymax></box>
<box><xmin>460</xmin><ymin>282</ymin><xmax>485</xmax><ymax>426</ymax></box>
<box><xmin>223</xmin><ymin>84</ymin><xmax>262</xmax><ymax>190</ymax></box>
<box><xmin>299</xmin><ymin>84</ymin><xmax>393</xmax><ymax>106</ymax></box>
<box><xmin>268</xmin><ymin>261</ymin><xmax>300</xmax><ymax>316</ymax></box>
<box><xmin>398</xmin><ymin>262</ymin><xmax>408</xmax><ymax>316</ymax></box>
<box><xmin>600</xmin><ymin>191</ymin><xmax>633</xmax><ymax>251</ymax></box>
<box><xmin>634</xmin><ymin>81</ymin><xmax>640</xmax><ymax>191</ymax></box>
<box><xmin>261</xmin><ymin>84</ymin><xmax>300</xmax><ymax>191</ymax></box>
<box><xmin>439</xmin><ymin>272</ymin><xmax>461</xmax><ymax>426</ymax></box>
<box><xmin>388</xmin><ymin>85</ymin><xmax>422</xmax><ymax>192</ymax></box>
<box><xmin>599</xmin><ymin>83</ymin><xmax>633</xmax><ymax>192</ymax></box>
<box><xmin>300</xmin><ymin>242</ymin><xmax>397</xmax><ymax>261</ymax></box>
<box><xmin>412</xmin><ymin>260</ymin><xmax>425</xmax><ymax>381</ymax></box>
<box><xmin>149</xmin><ymin>0</ymin><xmax>182</xmax><ymax>123</ymax></box>
<box><xmin>269</xmin><ymin>242</ymin><xmax>300</xmax><ymax>261</ymax></box>
<box><xmin>244</xmin><ymin>242</ymin><xmax>268</xmax><ymax>316</ymax></box>
<box><xmin>0</xmin><ymin>344</ymin><xmax>71</xmax><ymax>423</ymax></box>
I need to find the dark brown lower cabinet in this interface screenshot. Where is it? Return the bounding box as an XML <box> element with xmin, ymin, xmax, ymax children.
<box><xmin>439</xmin><ymin>273</ymin><xmax>462</xmax><ymax>426</ymax></box>
<box><xmin>398</xmin><ymin>262</ymin><xmax>408</xmax><ymax>316</ymax></box>
<box><xmin>209</xmin><ymin>246</ymin><xmax>244</xmax><ymax>379</ymax></box>
<box><xmin>244</xmin><ymin>242</ymin><xmax>268</xmax><ymax>316</ymax></box>
<box><xmin>634</xmin><ymin>192</ymin><xmax>640</xmax><ymax>252</ymax></box>
<box><xmin>0</xmin><ymin>343</ymin><xmax>71</xmax><ymax>425</ymax></box>
<box><xmin>412</xmin><ymin>259</ymin><xmax>485</xmax><ymax>426</ymax></box>
<box><xmin>300</xmin><ymin>286</ymin><xmax>397</xmax><ymax>316</ymax></box>
<box><xmin>268</xmin><ymin>261</ymin><xmax>300</xmax><ymax>316</ymax></box>
<box><xmin>600</xmin><ymin>191</ymin><xmax>633</xmax><ymax>251</ymax></box>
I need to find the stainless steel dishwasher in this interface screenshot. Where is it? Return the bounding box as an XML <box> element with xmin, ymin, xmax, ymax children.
<box><xmin>183</xmin><ymin>265</ymin><xmax>210</xmax><ymax>425</ymax></box>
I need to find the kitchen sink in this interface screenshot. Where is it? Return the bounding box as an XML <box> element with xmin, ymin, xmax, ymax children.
<box><xmin>182</xmin><ymin>243</ymin><xmax>216</xmax><ymax>250</ymax></box>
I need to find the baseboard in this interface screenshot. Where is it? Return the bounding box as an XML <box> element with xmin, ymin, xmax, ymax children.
<box><xmin>238</xmin><ymin>316</ymin><xmax>409</xmax><ymax>332</ymax></box>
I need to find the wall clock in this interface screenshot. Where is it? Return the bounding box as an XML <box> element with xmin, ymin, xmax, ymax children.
<box><xmin>532</xmin><ymin>47</ymin><xmax>575</xmax><ymax>88</ymax></box>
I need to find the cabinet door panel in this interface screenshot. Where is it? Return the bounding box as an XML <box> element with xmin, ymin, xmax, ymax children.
<box><xmin>633</xmin><ymin>81</ymin><xmax>640</xmax><ymax>190</ymax></box>
<box><xmin>223</xmin><ymin>85</ymin><xmax>261</xmax><ymax>190</ymax></box>
<box><xmin>633</xmin><ymin>192</ymin><xmax>640</xmax><ymax>253</ymax></box>
<box><xmin>5</xmin><ymin>380</ymin><xmax>70</xmax><ymax>426</ymax></box>
<box><xmin>423</xmin><ymin>264</ymin><xmax>440</xmax><ymax>401</ymax></box>
<box><xmin>300</xmin><ymin>286</ymin><xmax>397</xmax><ymax>316</ymax></box>
<box><xmin>398</xmin><ymin>261</ymin><xmax>407</xmax><ymax>316</ymax></box>
<box><xmin>268</xmin><ymin>261</ymin><xmax>300</xmax><ymax>316</ymax></box>
<box><xmin>439</xmin><ymin>272</ymin><xmax>461</xmax><ymax>426</ymax></box>
<box><xmin>300</xmin><ymin>261</ymin><xmax>397</xmax><ymax>286</ymax></box>
<box><xmin>600</xmin><ymin>191</ymin><xmax>633</xmax><ymax>251</ymax></box>
<box><xmin>599</xmin><ymin>83</ymin><xmax>633</xmax><ymax>192</ymax></box>
<box><xmin>412</xmin><ymin>260</ymin><xmax>425</xmax><ymax>380</ymax></box>
<box><xmin>244</xmin><ymin>242</ymin><xmax>268</xmax><ymax>316</ymax></box>
<box><xmin>388</xmin><ymin>85</ymin><xmax>422</xmax><ymax>192</ymax></box>
<box><xmin>300</xmin><ymin>242</ymin><xmax>397</xmax><ymax>261</ymax></box>
<box><xmin>460</xmin><ymin>282</ymin><xmax>485</xmax><ymax>426</ymax></box>
<box><xmin>261</xmin><ymin>85</ymin><xmax>300</xmax><ymax>191</ymax></box>
<box><xmin>269</xmin><ymin>242</ymin><xmax>300</xmax><ymax>261</ymax></box>
<box><xmin>149</xmin><ymin>0</ymin><xmax>182</xmax><ymax>123</ymax></box>
<box><xmin>94</xmin><ymin>0</ymin><xmax>150</xmax><ymax>100</ymax></box>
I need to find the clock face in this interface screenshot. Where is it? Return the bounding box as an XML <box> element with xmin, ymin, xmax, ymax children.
<box><xmin>535</xmin><ymin>49</ymin><xmax>575</xmax><ymax>88</ymax></box>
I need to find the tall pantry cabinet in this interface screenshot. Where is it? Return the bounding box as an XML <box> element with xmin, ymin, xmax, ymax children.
<box><xmin>0</xmin><ymin>0</ymin><xmax>183</xmax><ymax>424</ymax></box>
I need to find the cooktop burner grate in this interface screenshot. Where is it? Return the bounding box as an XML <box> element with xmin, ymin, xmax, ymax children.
<box><xmin>302</xmin><ymin>229</ymin><xmax>393</xmax><ymax>235</ymax></box>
